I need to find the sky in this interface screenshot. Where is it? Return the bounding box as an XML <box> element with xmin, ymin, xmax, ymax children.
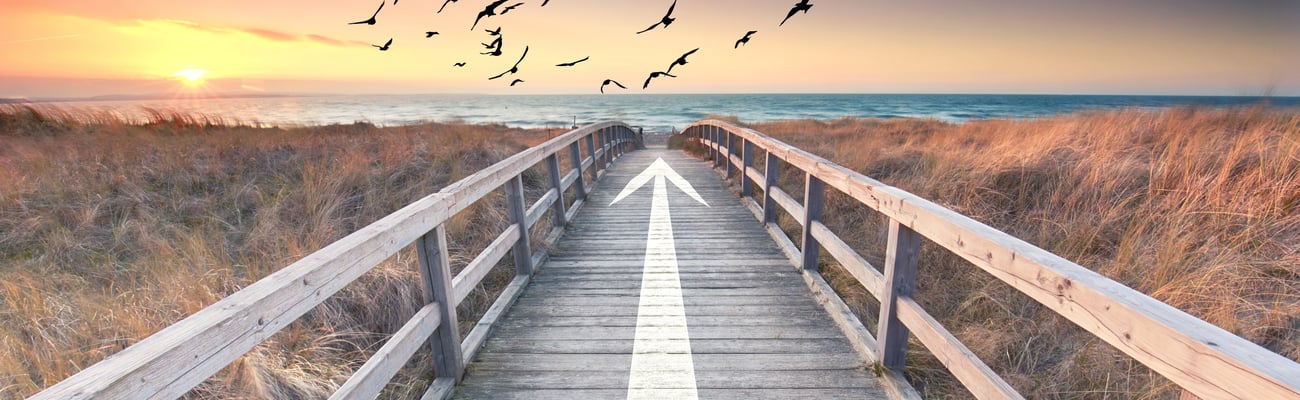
<box><xmin>1</xmin><ymin>0</ymin><xmax>1297</xmax><ymax>98</ymax></box>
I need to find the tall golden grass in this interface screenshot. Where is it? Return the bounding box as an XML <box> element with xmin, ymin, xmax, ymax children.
<box><xmin>0</xmin><ymin>106</ymin><xmax>565</xmax><ymax>398</ymax></box>
<box><xmin>732</xmin><ymin>107</ymin><xmax>1300</xmax><ymax>398</ymax></box>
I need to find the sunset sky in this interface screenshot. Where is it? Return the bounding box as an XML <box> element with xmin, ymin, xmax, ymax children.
<box><xmin>1</xmin><ymin>0</ymin><xmax>1297</xmax><ymax>98</ymax></box>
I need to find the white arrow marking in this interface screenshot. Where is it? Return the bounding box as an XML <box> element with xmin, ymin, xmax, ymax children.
<box><xmin>612</xmin><ymin>158</ymin><xmax>707</xmax><ymax>400</ymax></box>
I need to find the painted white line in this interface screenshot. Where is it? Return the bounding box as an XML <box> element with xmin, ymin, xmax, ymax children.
<box><xmin>611</xmin><ymin>158</ymin><xmax>707</xmax><ymax>400</ymax></box>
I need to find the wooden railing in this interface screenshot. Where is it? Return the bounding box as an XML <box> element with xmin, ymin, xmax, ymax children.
<box><xmin>681</xmin><ymin>120</ymin><xmax>1300</xmax><ymax>400</ymax></box>
<box><xmin>30</xmin><ymin>122</ymin><xmax>643</xmax><ymax>400</ymax></box>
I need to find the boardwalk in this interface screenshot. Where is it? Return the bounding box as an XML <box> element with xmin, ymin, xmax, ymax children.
<box><xmin>33</xmin><ymin>121</ymin><xmax>1298</xmax><ymax>400</ymax></box>
<box><xmin>454</xmin><ymin>148</ymin><xmax>883</xmax><ymax>399</ymax></box>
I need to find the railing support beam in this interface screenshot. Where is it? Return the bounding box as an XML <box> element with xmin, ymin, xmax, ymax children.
<box><xmin>415</xmin><ymin>225</ymin><xmax>464</xmax><ymax>382</ymax></box>
<box><xmin>504</xmin><ymin>176</ymin><xmax>534</xmax><ymax>276</ymax></box>
<box><xmin>800</xmin><ymin>174</ymin><xmax>825</xmax><ymax>271</ymax></box>
<box><xmin>545</xmin><ymin>154</ymin><xmax>567</xmax><ymax>228</ymax></box>
<box><xmin>741</xmin><ymin>139</ymin><xmax>755</xmax><ymax>198</ymax></box>
<box><xmin>878</xmin><ymin>219</ymin><xmax>922</xmax><ymax>370</ymax></box>
<box><xmin>569</xmin><ymin>142</ymin><xmax>587</xmax><ymax>201</ymax></box>
<box><xmin>762</xmin><ymin>152</ymin><xmax>780</xmax><ymax>224</ymax></box>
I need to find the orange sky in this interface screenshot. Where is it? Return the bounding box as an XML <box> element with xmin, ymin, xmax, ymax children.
<box><xmin>1</xmin><ymin>0</ymin><xmax>1297</xmax><ymax>98</ymax></box>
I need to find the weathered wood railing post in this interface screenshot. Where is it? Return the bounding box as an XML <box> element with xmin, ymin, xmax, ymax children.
<box><xmin>762</xmin><ymin>152</ymin><xmax>780</xmax><ymax>224</ymax></box>
<box><xmin>711</xmin><ymin>126</ymin><xmax>722</xmax><ymax>168</ymax></box>
<box><xmin>878</xmin><ymin>219</ymin><xmax>922</xmax><ymax>370</ymax></box>
<box><xmin>415</xmin><ymin>225</ymin><xmax>464</xmax><ymax>382</ymax></box>
<box><xmin>597</xmin><ymin>128</ymin><xmax>608</xmax><ymax>170</ymax></box>
<box><xmin>725</xmin><ymin>130</ymin><xmax>737</xmax><ymax>179</ymax></box>
<box><xmin>585</xmin><ymin>132</ymin><xmax>597</xmax><ymax>173</ymax></box>
<box><xmin>568</xmin><ymin>141</ymin><xmax>587</xmax><ymax>201</ymax></box>
<box><xmin>800</xmin><ymin>174</ymin><xmax>825</xmax><ymax>271</ymax></box>
<box><xmin>504</xmin><ymin>176</ymin><xmax>534</xmax><ymax>276</ymax></box>
<box><xmin>741</xmin><ymin>139</ymin><xmax>755</xmax><ymax>198</ymax></box>
<box><xmin>545</xmin><ymin>154</ymin><xmax>567</xmax><ymax>228</ymax></box>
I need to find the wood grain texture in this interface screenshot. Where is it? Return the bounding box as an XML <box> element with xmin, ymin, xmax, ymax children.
<box><xmin>682</xmin><ymin>120</ymin><xmax>1300</xmax><ymax>399</ymax></box>
<box><xmin>811</xmin><ymin>221</ymin><xmax>885</xmax><ymax>300</ymax></box>
<box><xmin>451</xmin><ymin>224</ymin><xmax>521</xmax><ymax>306</ymax></box>
<box><xmin>768</xmin><ymin>186</ymin><xmax>805</xmax><ymax>226</ymax></box>
<box><xmin>897</xmin><ymin>297</ymin><xmax>1022</xmax><ymax>400</ymax></box>
<box><xmin>451</xmin><ymin>149</ymin><xmax>883</xmax><ymax>399</ymax></box>
<box><xmin>330</xmin><ymin>303</ymin><xmax>442</xmax><ymax>400</ymax></box>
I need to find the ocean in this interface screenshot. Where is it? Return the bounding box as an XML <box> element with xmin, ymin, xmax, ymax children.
<box><xmin>34</xmin><ymin>94</ymin><xmax>1299</xmax><ymax>133</ymax></box>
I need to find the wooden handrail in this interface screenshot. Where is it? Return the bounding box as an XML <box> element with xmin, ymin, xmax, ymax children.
<box><xmin>31</xmin><ymin>122</ymin><xmax>642</xmax><ymax>399</ymax></box>
<box><xmin>682</xmin><ymin>119</ymin><xmax>1300</xmax><ymax>400</ymax></box>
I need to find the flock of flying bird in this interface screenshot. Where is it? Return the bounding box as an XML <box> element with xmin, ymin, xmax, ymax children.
<box><xmin>349</xmin><ymin>0</ymin><xmax>815</xmax><ymax>92</ymax></box>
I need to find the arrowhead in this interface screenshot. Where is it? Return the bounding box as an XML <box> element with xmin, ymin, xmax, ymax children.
<box><xmin>610</xmin><ymin>158</ymin><xmax>709</xmax><ymax>206</ymax></box>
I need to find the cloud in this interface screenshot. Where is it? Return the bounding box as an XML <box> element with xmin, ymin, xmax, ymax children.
<box><xmin>306</xmin><ymin>34</ymin><xmax>369</xmax><ymax>48</ymax></box>
<box><xmin>149</xmin><ymin>19</ymin><xmax>360</xmax><ymax>47</ymax></box>
<box><xmin>241</xmin><ymin>28</ymin><xmax>298</xmax><ymax>42</ymax></box>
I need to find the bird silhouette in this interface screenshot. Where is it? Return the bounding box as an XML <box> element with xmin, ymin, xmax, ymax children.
<box><xmin>510</xmin><ymin>78</ymin><xmax>524</xmax><ymax>86</ymax></box>
<box><xmin>501</xmin><ymin>2</ymin><xmax>525</xmax><ymax>14</ymax></box>
<box><xmin>348</xmin><ymin>1</ymin><xmax>384</xmax><ymax>25</ymax></box>
<box><xmin>780</xmin><ymin>0</ymin><xmax>813</xmax><ymax>26</ymax></box>
<box><xmin>454</xmin><ymin>62</ymin><xmax>467</xmax><ymax>67</ymax></box>
<box><xmin>665</xmin><ymin>48</ymin><xmax>698</xmax><ymax>74</ymax></box>
<box><xmin>489</xmin><ymin>45</ymin><xmax>529</xmax><ymax>80</ymax></box>
<box><xmin>600</xmin><ymin>79</ymin><xmax>627</xmax><ymax>94</ymax></box>
<box><xmin>438</xmin><ymin>0</ymin><xmax>456</xmax><ymax>13</ymax></box>
<box><xmin>542</xmin><ymin>0</ymin><xmax>551</xmax><ymax>5</ymax></box>
<box><xmin>642</xmin><ymin>71</ymin><xmax>676</xmax><ymax>89</ymax></box>
<box><xmin>485</xmin><ymin>26</ymin><xmax>502</xmax><ymax>36</ymax></box>
<box><xmin>635</xmin><ymin>0</ymin><xmax>676</xmax><ymax>34</ymax></box>
<box><xmin>425</xmin><ymin>31</ymin><xmax>440</xmax><ymax>38</ymax></box>
<box><xmin>372</xmin><ymin>38</ymin><xmax>392</xmax><ymax>51</ymax></box>
<box><xmin>481</xmin><ymin>37</ymin><xmax>503</xmax><ymax>55</ymax></box>
<box><xmin>556</xmin><ymin>56</ymin><xmax>589</xmax><ymax>67</ymax></box>
<box><xmin>472</xmin><ymin>0</ymin><xmax>510</xmax><ymax>30</ymax></box>
<box><xmin>735</xmin><ymin>30</ymin><xmax>757</xmax><ymax>48</ymax></box>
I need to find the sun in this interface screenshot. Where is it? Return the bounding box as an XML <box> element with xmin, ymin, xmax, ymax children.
<box><xmin>173</xmin><ymin>69</ymin><xmax>208</xmax><ymax>87</ymax></box>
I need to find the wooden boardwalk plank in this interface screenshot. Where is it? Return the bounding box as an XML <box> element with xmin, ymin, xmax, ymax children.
<box><xmin>451</xmin><ymin>149</ymin><xmax>884</xmax><ymax>399</ymax></box>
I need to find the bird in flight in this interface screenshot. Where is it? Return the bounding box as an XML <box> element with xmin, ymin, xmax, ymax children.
<box><xmin>635</xmin><ymin>0</ymin><xmax>677</xmax><ymax>34</ymax></box>
<box><xmin>472</xmin><ymin>0</ymin><xmax>510</xmax><ymax>30</ymax></box>
<box><xmin>556</xmin><ymin>56</ymin><xmax>589</xmax><ymax>67</ymax></box>
<box><xmin>665</xmin><ymin>48</ymin><xmax>698</xmax><ymax>74</ymax></box>
<box><xmin>348</xmin><ymin>1</ymin><xmax>384</xmax><ymax>25</ymax></box>
<box><xmin>425</xmin><ymin>31</ymin><xmax>440</xmax><ymax>38</ymax></box>
<box><xmin>372</xmin><ymin>38</ymin><xmax>392</xmax><ymax>51</ymax></box>
<box><xmin>642</xmin><ymin>71</ymin><xmax>676</xmax><ymax>89</ymax></box>
<box><xmin>485</xmin><ymin>26</ymin><xmax>502</xmax><ymax>36</ymax></box>
<box><xmin>454</xmin><ymin>62</ymin><xmax>467</xmax><ymax>67</ymax></box>
<box><xmin>438</xmin><ymin>0</ymin><xmax>457</xmax><ymax>13</ymax></box>
<box><xmin>780</xmin><ymin>0</ymin><xmax>813</xmax><ymax>26</ymax></box>
<box><xmin>510</xmin><ymin>79</ymin><xmax>525</xmax><ymax>86</ymax></box>
<box><xmin>735</xmin><ymin>30</ymin><xmax>757</xmax><ymax>48</ymax></box>
<box><xmin>600</xmin><ymin>79</ymin><xmax>627</xmax><ymax>94</ymax></box>
<box><xmin>481</xmin><ymin>37</ymin><xmax>503</xmax><ymax>55</ymax></box>
<box><xmin>541</xmin><ymin>0</ymin><xmax>551</xmax><ymax>5</ymax></box>
<box><xmin>489</xmin><ymin>45</ymin><xmax>529</xmax><ymax>80</ymax></box>
<box><xmin>501</xmin><ymin>2</ymin><xmax>525</xmax><ymax>14</ymax></box>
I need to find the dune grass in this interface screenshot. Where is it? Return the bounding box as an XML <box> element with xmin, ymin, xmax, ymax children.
<box><xmin>0</xmin><ymin>105</ymin><xmax>570</xmax><ymax>398</ymax></box>
<box><xmin>716</xmin><ymin>107</ymin><xmax>1300</xmax><ymax>398</ymax></box>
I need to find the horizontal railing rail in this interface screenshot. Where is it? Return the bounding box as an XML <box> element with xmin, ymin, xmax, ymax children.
<box><xmin>681</xmin><ymin>120</ymin><xmax>1300</xmax><ymax>400</ymax></box>
<box><xmin>31</xmin><ymin>122</ymin><xmax>642</xmax><ymax>400</ymax></box>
